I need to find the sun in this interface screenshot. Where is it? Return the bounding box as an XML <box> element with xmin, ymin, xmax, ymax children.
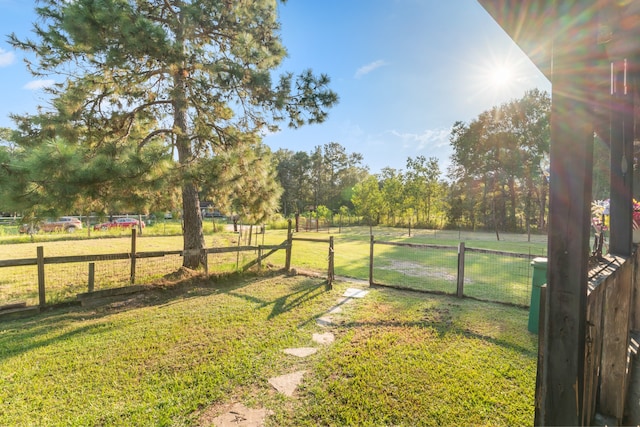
<box><xmin>464</xmin><ymin>48</ymin><xmax>542</xmax><ymax>107</ymax></box>
<box><xmin>489</xmin><ymin>65</ymin><xmax>515</xmax><ymax>88</ymax></box>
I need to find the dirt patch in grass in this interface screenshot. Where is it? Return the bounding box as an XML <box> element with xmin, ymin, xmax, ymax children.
<box><xmin>196</xmin><ymin>402</ymin><xmax>273</xmax><ymax>427</ymax></box>
<box><xmin>382</xmin><ymin>260</ymin><xmax>472</xmax><ymax>283</ymax></box>
<box><xmin>159</xmin><ymin>266</ymin><xmax>202</xmax><ymax>283</ymax></box>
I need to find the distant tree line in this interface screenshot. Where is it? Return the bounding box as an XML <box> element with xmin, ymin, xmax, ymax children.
<box><xmin>273</xmin><ymin>142</ymin><xmax>369</xmax><ymax>216</ymax></box>
<box><xmin>277</xmin><ymin>89</ymin><xmax>558</xmax><ymax>236</ymax></box>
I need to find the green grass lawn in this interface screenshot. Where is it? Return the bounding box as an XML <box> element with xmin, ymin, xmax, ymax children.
<box><xmin>0</xmin><ymin>274</ymin><xmax>537</xmax><ymax>426</ymax></box>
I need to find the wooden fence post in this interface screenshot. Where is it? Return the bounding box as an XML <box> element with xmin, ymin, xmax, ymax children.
<box><xmin>285</xmin><ymin>220</ymin><xmax>292</xmax><ymax>272</ymax></box>
<box><xmin>202</xmin><ymin>248</ymin><xmax>208</xmax><ymax>277</ymax></box>
<box><xmin>130</xmin><ymin>228</ymin><xmax>137</xmax><ymax>284</ymax></box>
<box><xmin>138</xmin><ymin>213</ymin><xmax>143</xmax><ymax>236</ymax></box>
<box><xmin>88</xmin><ymin>262</ymin><xmax>95</xmax><ymax>293</ymax></box>
<box><xmin>258</xmin><ymin>246</ymin><xmax>262</xmax><ymax>270</ymax></box>
<box><xmin>327</xmin><ymin>236</ymin><xmax>334</xmax><ymax>289</ymax></box>
<box><xmin>37</xmin><ymin>246</ymin><xmax>45</xmax><ymax>307</ymax></box>
<box><xmin>369</xmin><ymin>235</ymin><xmax>374</xmax><ymax>287</ymax></box>
<box><xmin>457</xmin><ymin>242</ymin><xmax>465</xmax><ymax>298</ymax></box>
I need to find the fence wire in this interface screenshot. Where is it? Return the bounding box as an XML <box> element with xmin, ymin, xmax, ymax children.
<box><xmin>0</xmin><ymin>245</ymin><xmax>283</xmax><ymax>309</ymax></box>
<box><xmin>1</xmin><ymin>234</ymin><xmax>539</xmax><ymax>310</ymax></box>
<box><xmin>0</xmin><ymin>265</ymin><xmax>38</xmax><ymax>306</ymax></box>
<box><xmin>372</xmin><ymin>242</ymin><xmax>459</xmax><ymax>294</ymax></box>
<box><xmin>463</xmin><ymin>250</ymin><xmax>533</xmax><ymax>306</ymax></box>
<box><xmin>372</xmin><ymin>241</ymin><xmax>538</xmax><ymax>307</ymax></box>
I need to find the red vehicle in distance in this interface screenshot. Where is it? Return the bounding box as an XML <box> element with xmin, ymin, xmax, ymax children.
<box><xmin>93</xmin><ymin>217</ymin><xmax>145</xmax><ymax>231</ymax></box>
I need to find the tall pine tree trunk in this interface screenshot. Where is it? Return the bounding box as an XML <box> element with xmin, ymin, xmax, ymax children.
<box><xmin>174</xmin><ymin>17</ymin><xmax>205</xmax><ymax>269</ymax></box>
<box><xmin>175</xmin><ymin>121</ymin><xmax>205</xmax><ymax>268</ymax></box>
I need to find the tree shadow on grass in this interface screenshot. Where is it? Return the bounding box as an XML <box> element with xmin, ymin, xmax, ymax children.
<box><xmin>0</xmin><ymin>270</ymin><xmax>328</xmax><ymax>362</ymax></box>
<box><xmin>225</xmin><ymin>278</ymin><xmax>329</xmax><ymax>320</ymax></box>
<box><xmin>334</xmin><ymin>317</ymin><xmax>537</xmax><ymax>358</ymax></box>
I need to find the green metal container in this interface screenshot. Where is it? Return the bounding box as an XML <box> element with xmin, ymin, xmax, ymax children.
<box><xmin>528</xmin><ymin>257</ymin><xmax>548</xmax><ymax>333</ymax></box>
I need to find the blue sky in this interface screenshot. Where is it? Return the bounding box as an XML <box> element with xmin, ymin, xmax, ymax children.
<box><xmin>0</xmin><ymin>0</ymin><xmax>551</xmax><ymax>174</ymax></box>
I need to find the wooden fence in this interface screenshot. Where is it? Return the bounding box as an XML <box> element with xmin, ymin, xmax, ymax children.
<box><xmin>534</xmin><ymin>249</ymin><xmax>640</xmax><ymax>425</ymax></box>
<box><xmin>291</xmin><ymin>235</ymin><xmax>335</xmax><ymax>289</ymax></box>
<box><xmin>0</xmin><ymin>231</ymin><xmax>292</xmax><ymax>315</ymax></box>
<box><xmin>369</xmin><ymin>237</ymin><xmax>539</xmax><ymax>306</ymax></box>
<box><xmin>0</xmin><ymin>224</ymin><xmax>343</xmax><ymax>318</ymax></box>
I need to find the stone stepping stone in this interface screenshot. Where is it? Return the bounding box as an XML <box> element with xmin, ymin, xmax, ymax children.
<box><xmin>283</xmin><ymin>347</ymin><xmax>318</xmax><ymax>357</ymax></box>
<box><xmin>268</xmin><ymin>370</ymin><xmax>307</xmax><ymax>397</ymax></box>
<box><xmin>210</xmin><ymin>402</ymin><xmax>272</xmax><ymax>427</ymax></box>
<box><xmin>316</xmin><ymin>316</ymin><xmax>332</xmax><ymax>327</ymax></box>
<box><xmin>343</xmin><ymin>288</ymin><xmax>369</xmax><ymax>298</ymax></box>
<box><xmin>327</xmin><ymin>305</ymin><xmax>343</xmax><ymax>314</ymax></box>
<box><xmin>326</xmin><ymin>297</ymin><xmax>351</xmax><ymax>314</ymax></box>
<box><xmin>312</xmin><ymin>332</ymin><xmax>335</xmax><ymax>345</ymax></box>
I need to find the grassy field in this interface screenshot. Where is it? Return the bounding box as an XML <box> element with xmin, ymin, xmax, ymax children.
<box><xmin>0</xmin><ymin>274</ymin><xmax>537</xmax><ymax>426</ymax></box>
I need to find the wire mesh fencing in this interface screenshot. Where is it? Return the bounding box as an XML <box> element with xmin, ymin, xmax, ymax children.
<box><xmin>372</xmin><ymin>242</ymin><xmax>459</xmax><ymax>294</ymax></box>
<box><xmin>0</xmin><ymin>243</ymin><xmax>289</xmax><ymax>309</ymax></box>
<box><xmin>371</xmin><ymin>239</ymin><xmax>541</xmax><ymax>307</ymax></box>
<box><xmin>0</xmin><ymin>265</ymin><xmax>39</xmax><ymax>306</ymax></box>
<box><xmin>462</xmin><ymin>249</ymin><xmax>535</xmax><ymax>306</ymax></box>
<box><xmin>0</xmin><ymin>229</ymin><xmax>542</xmax><ymax>312</ymax></box>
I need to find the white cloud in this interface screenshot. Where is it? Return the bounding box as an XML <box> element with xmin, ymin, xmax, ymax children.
<box><xmin>389</xmin><ymin>128</ymin><xmax>451</xmax><ymax>151</ymax></box>
<box><xmin>23</xmin><ymin>79</ymin><xmax>55</xmax><ymax>90</ymax></box>
<box><xmin>354</xmin><ymin>60</ymin><xmax>388</xmax><ymax>79</ymax></box>
<box><xmin>0</xmin><ymin>49</ymin><xmax>15</xmax><ymax>67</ymax></box>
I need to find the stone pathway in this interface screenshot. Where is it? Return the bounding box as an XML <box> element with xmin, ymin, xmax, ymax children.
<box><xmin>268</xmin><ymin>371</ymin><xmax>308</xmax><ymax>397</ymax></box>
<box><xmin>209</xmin><ymin>403</ymin><xmax>273</xmax><ymax>427</ymax></box>
<box><xmin>312</xmin><ymin>332</ymin><xmax>335</xmax><ymax>345</ymax></box>
<box><xmin>283</xmin><ymin>347</ymin><xmax>317</xmax><ymax>357</ymax></box>
<box><xmin>211</xmin><ymin>286</ymin><xmax>369</xmax><ymax>426</ymax></box>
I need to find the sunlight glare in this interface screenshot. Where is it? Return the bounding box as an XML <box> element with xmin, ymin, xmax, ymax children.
<box><xmin>490</xmin><ymin>66</ymin><xmax>514</xmax><ymax>88</ymax></box>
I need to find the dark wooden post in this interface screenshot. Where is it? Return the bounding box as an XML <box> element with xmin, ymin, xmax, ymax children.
<box><xmin>202</xmin><ymin>249</ymin><xmax>208</xmax><ymax>277</ymax></box>
<box><xmin>456</xmin><ymin>242</ymin><xmax>465</xmax><ymax>298</ymax></box>
<box><xmin>37</xmin><ymin>246</ymin><xmax>45</xmax><ymax>307</ymax></box>
<box><xmin>369</xmin><ymin>234</ymin><xmax>374</xmax><ymax>286</ymax></box>
<box><xmin>130</xmin><ymin>228</ymin><xmax>137</xmax><ymax>284</ymax></box>
<box><xmin>138</xmin><ymin>214</ymin><xmax>143</xmax><ymax>236</ymax></box>
<box><xmin>285</xmin><ymin>220</ymin><xmax>292</xmax><ymax>272</ymax></box>
<box><xmin>327</xmin><ymin>236</ymin><xmax>334</xmax><ymax>289</ymax></box>
<box><xmin>534</xmin><ymin>284</ymin><xmax>547</xmax><ymax>426</ymax></box>
<box><xmin>609</xmin><ymin>61</ymin><xmax>634</xmax><ymax>256</ymax></box>
<box><xmin>88</xmin><ymin>262</ymin><xmax>95</xmax><ymax>293</ymax></box>
<box><xmin>541</xmin><ymin>6</ymin><xmax>595</xmax><ymax>424</ymax></box>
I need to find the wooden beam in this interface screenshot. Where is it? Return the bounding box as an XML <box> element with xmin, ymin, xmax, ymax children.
<box><xmin>541</xmin><ymin>3</ymin><xmax>596</xmax><ymax>424</ymax></box>
<box><xmin>608</xmin><ymin>65</ymin><xmax>634</xmax><ymax>256</ymax></box>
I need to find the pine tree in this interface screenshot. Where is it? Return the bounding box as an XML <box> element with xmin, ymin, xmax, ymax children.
<box><xmin>9</xmin><ymin>0</ymin><xmax>337</xmax><ymax>268</ymax></box>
